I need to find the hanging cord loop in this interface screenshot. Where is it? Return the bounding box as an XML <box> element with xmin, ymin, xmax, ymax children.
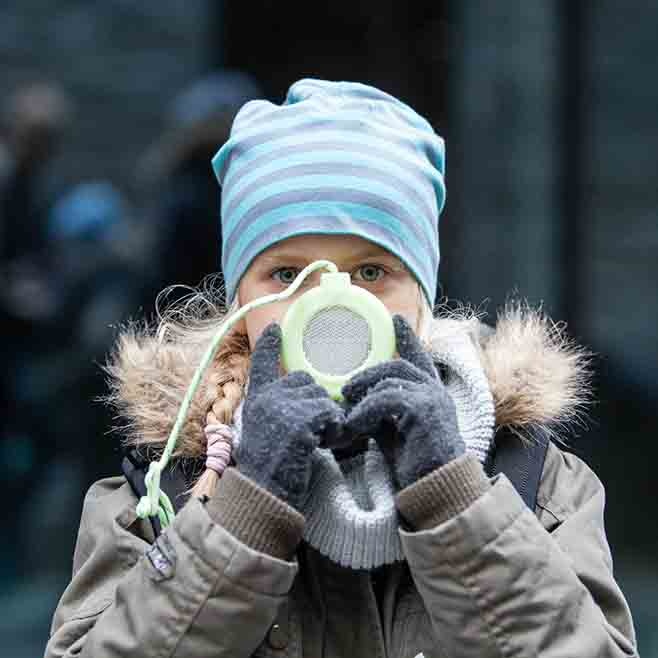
<box><xmin>135</xmin><ymin>260</ymin><xmax>338</xmax><ymax>529</ymax></box>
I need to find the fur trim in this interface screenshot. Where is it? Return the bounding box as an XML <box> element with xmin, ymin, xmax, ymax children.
<box><xmin>478</xmin><ymin>302</ymin><xmax>592</xmax><ymax>441</ymax></box>
<box><xmin>103</xmin><ymin>303</ymin><xmax>592</xmax><ymax>457</ymax></box>
<box><xmin>104</xmin><ymin>321</ymin><xmax>217</xmax><ymax>460</ymax></box>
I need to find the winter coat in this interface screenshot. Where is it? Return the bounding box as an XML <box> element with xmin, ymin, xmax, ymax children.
<box><xmin>44</xmin><ymin>307</ymin><xmax>638</xmax><ymax>658</ymax></box>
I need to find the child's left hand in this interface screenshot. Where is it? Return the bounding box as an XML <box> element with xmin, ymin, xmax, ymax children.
<box><xmin>341</xmin><ymin>314</ymin><xmax>465</xmax><ymax>491</ymax></box>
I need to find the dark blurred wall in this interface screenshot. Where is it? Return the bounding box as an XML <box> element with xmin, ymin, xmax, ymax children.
<box><xmin>445</xmin><ymin>2</ymin><xmax>658</xmax><ymax>397</ymax></box>
<box><xmin>219</xmin><ymin>1</ymin><xmax>450</xmax><ymax>149</ymax></box>
<box><xmin>580</xmin><ymin>3</ymin><xmax>658</xmax><ymax>394</ymax></box>
<box><xmin>444</xmin><ymin>3</ymin><xmax>561</xmax><ymax>313</ymax></box>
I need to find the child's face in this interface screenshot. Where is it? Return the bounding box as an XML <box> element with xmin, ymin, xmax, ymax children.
<box><xmin>235</xmin><ymin>234</ymin><xmax>424</xmax><ymax>352</ymax></box>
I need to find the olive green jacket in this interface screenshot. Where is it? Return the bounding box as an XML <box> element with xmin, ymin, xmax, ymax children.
<box><xmin>45</xmin><ymin>442</ymin><xmax>637</xmax><ymax>657</ymax></box>
<box><xmin>45</xmin><ymin>307</ymin><xmax>638</xmax><ymax>657</ymax></box>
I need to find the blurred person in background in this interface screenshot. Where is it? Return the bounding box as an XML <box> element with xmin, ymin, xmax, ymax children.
<box><xmin>0</xmin><ymin>82</ymin><xmax>73</xmax><ymax>264</ymax></box>
<box><xmin>0</xmin><ymin>82</ymin><xmax>73</xmax><ymax>402</ymax></box>
<box><xmin>0</xmin><ymin>82</ymin><xmax>73</xmax><ymax>582</ymax></box>
<box><xmin>38</xmin><ymin>181</ymin><xmax>144</xmax><ymax>471</ymax></box>
<box><xmin>138</xmin><ymin>70</ymin><xmax>262</xmax><ymax>315</ymax></box>
<box><xmin>3</xmin><ymin>180</ymin><xmax>144</xmax><ymax>583</ymax></box>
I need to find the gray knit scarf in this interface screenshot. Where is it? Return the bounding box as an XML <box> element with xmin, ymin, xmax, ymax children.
<box><xmin>231</xmin><ymin>321</ymin><xmax>495</xmax><ymax>570</ymax></box>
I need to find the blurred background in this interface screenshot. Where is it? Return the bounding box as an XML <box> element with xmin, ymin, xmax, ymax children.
<box><xmin>1</xmin><ymin>1</ymin><xmax>656</xmax><ymax>656</ymax></box>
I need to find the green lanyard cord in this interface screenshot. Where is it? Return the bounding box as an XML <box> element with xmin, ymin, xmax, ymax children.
<box><xmin>135</xmin><ymin>260</ymin><xmax>338</xmax><ymax>529</ymax></box>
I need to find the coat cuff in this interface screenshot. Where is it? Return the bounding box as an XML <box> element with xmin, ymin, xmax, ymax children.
<box><xmin>205</xmin><ymin>467</ymin><xmax>305</xmax><ymax>560</ymax></box>
<box><xmin>396</xmin><ymin>453</ymin><xmax>492</xmax><ymax>530</ymax></box>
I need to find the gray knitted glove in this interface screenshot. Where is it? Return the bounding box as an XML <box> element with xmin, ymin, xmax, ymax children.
<box><xmin>236</xmin><ymin>322</ymin><xmax>347</xmax><ymax>511</ymax></box>
<box><xmin>341</xmin><ymin>314</ymin><xmax>465</xmax><ymax>490</ymax></box>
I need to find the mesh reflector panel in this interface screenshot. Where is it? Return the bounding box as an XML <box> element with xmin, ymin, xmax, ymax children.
<box><xmin>302</xmin><ymin>305</ymin><xmax>371</xmax><ymax>375</ymax></box>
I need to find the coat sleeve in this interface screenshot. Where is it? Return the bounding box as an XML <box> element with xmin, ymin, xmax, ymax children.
<box><xmin>44</xmin><ymin>469</ymin><xmax>302</xmax><ymax>658</ymax></box>
<box><xmin>396</xmin><ymin>445</ymin><xmax>638</xmax><ymax>658</ymax></box>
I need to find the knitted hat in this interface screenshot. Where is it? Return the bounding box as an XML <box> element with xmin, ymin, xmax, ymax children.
<box><xmin>212</xmin><ymin>78</ymin><xmax>446</xmax><ymax>307</ymax></box>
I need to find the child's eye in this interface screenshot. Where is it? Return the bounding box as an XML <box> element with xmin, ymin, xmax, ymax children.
<box><xmin>271</xmin><ymin>267</ymin><xmax>301</xmax><ymax>285</ymax></box>
<box><xmin>353</xmin><ymin>264</ymin><xmax>386</xmax><ymax>283</ymax></box>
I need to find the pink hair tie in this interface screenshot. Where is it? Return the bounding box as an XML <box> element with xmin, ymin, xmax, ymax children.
<box><xmin>204</xmin><ymin>423</ymin><xmax>234</xmax><ymax>476</ymax></box>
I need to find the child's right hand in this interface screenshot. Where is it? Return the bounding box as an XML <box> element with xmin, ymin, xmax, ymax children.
<box><xmin>235</xmin><ymin>322</ymin><xmax>347</xmax><ymax>511</ymax></box>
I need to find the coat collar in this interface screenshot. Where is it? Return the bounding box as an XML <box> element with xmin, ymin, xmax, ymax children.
<box><xmin>105</xmin><ymin>302</ymin><xmax>591</xmax><ymax>456</ymax></box>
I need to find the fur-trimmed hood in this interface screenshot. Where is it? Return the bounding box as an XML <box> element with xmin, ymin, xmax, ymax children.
<box><xmin>104</xmin><ymin>303</ymin><xmax>592</xmax><ymax>459</ymax></box>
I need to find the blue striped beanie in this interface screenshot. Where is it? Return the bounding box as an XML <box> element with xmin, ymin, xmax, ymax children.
<box><xmin>212</xmin><ymin>78</ymin><xmax>446</xmax><ymax>307</ymax></box>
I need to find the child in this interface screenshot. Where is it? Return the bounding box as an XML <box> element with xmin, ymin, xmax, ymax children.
<box><xmin>46</xmin><ymin>79</ymin><xmax>638</xmax><ymax>658</ymax></box>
